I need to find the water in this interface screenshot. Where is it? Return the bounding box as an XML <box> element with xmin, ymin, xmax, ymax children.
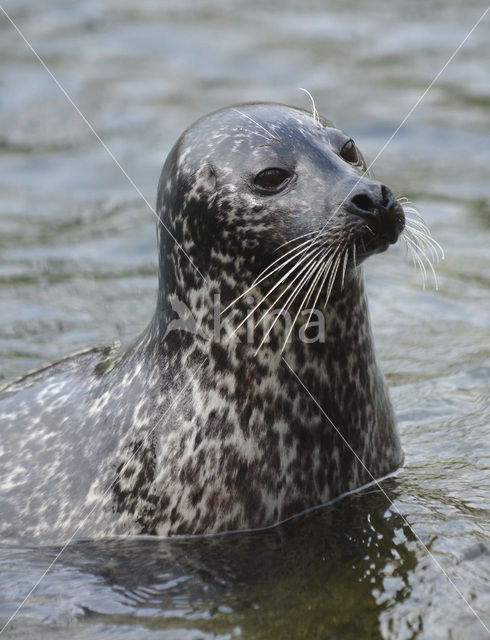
<box><xmin>0</xmin><ymin>0</ymin><xmax>489</xmax><ymax>638</ymax></box>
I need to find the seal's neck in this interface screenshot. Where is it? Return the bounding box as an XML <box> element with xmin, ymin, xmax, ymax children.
<box><xmin>148</xmin><ymin>264</ymin><xmax>374</xmax><ymax>374</ymax></box>
<box><xmin>141</xmin><ymin>264</ymin><xmax>400</xmax><ymax>492</ymax></box>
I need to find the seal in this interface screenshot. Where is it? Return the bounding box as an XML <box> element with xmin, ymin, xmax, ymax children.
<box><xmin>0</xmin><ymin>103</ymin><xmax>407</xmax><ymax>542</ymax></box>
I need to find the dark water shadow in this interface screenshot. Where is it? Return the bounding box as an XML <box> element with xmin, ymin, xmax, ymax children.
<box><xmin>45</xmin><ymin>479</ymin><xmax>421</xmax><ymax>639</ymax></box>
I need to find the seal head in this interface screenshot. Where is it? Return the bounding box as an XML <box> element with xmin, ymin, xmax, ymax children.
<box><xmin>153</xmin><ymin>103</ymin><xmax>405</xmax><ymax>338</ymax></box>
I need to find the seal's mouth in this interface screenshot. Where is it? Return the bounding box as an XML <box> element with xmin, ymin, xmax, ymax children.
<box><xmin>356</xmin><ymin>200</ymin><xmax>405</xmax><ymax>257</ymax></box>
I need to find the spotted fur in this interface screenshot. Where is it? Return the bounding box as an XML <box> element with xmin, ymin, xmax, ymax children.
<box><xmin>0</xmin><ymin>104</ymin><xmax>404</xmax><ymax>542</ymax></box>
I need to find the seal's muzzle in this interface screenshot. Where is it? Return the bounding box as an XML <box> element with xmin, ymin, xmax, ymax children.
<box><xmin>345</xmin><ymin>181</ymin><xmax>405</xmax><ymax>254</ymax></box>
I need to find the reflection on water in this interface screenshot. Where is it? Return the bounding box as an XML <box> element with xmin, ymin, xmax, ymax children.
<box><xmin>1</xmin><ymin>483</ymin><xmax>488</xmax><ymax>638</ymax></box>
<box><xmin>0</xmin><ymin>0</ymin><xmax>489</xmax><ymax>638</ymax></box>
<box><xmin>0</xmin><ymin>487</ymin><xmax>439</xmax><ymax>639</ymax></box>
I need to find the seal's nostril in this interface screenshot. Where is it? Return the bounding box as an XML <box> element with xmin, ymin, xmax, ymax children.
<box><xmin>351</xmin><ymin>193</ymin><xmax>375</xmax><ymax>215</ymax></box>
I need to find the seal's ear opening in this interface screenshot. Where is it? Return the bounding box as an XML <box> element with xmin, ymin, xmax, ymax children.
<box><xmin>199</xmin><ymin>164</ymin><xmax>217</xmax><ymax>193</ymax></box>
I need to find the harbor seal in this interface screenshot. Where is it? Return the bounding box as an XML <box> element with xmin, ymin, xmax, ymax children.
<box><xmin>0</xmin><ymin>103</ymin><xmax>406</xmax><ymax>542</ymax></box>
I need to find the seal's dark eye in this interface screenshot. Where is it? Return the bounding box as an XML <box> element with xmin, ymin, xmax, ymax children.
<box><xmin>340</xmin><ymin>139</ymin><xmax>359</xmax><ymax>165</ymax></box>
<box><xmin>254</xmin><ymin>168</ymin><xmax>291</xmax><ymax>194</ymax></box>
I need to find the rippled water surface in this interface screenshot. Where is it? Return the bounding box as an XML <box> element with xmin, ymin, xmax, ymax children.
<box><xmin>0</xmin><ymin>1</ymin><xmax>489</xmax><ymax>638</ymax></box>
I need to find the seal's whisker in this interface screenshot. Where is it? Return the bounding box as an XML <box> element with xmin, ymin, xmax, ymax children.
<box><xmin>404</xmin><ymin>211</ymin><xmax>433</xmax><ymax>230</ymax></box>
<box><xmin>403</xmin><ymin>226</ymin><xmax>438</xmax><ymax>263</ymax></box>
<box><xmin>399</xmin><ymin>199</ymin><xmax>445</xmax><ymax>262</ymax></box>
<box><xmin>252</xmin><ymin>245</ymin><xmax>329</xmax><ymax>333</ymax></box>
<box><xmin>405</xmin><ymin>243</ymin><xmax>430</xmax><ymax>289</ymax></box>
<box><xmin>340</xmin><ymin>247</ymin><xmax>349</xmax><ymax>291</ymax></box>
<box><xmin>306</xmin><ymin>244</ymin><xmax>344</xmax><ymax>325</ymax></box>
<box><xmin>361</xmin><ymin>224</ymin><xmax>376</xmax><ymax>238</ymax></box>
<box><xmin>222</xmin><ymin>238</ymin><xmax>319</xmax><ymax>313</ymax></box>
<box><xmin>255</xmin><ymin>249</ymin><xmax>329</xmax><ymax>355</ymax></box>
<box><xmin>264</xmin><ymin>246</ymin><xmax>337</xmax><ymax>332</ymax></box>
<box><xmin>404</xmin><ymin>206</ymin><xmax>418</xmax><ymax>217</ymax></box>
<box><xmin>277</xmin><ymin>252</ymin><xmax>331</xmax><ymax>350</ymax></box>
<box><xmin>304</xmin><ymin>247</ymin><xmax>339</xmax><ymax>313</ymax></box>
<box><xmin>275</xmin><ymin>229</ymin><xmax>325</xmax><ymax>252</ymax></box>
<box><xmin>400</xmin><ymin>202</ymin><xmax>424</xmax><ymax>219</ymax></box>
<box><xmin>294</xmin><ymin>249</ymin><xmax>338</xmax><ymax>330</ymax></box>
<box><xmin>257</xmin><ymin>237</ymin><xmax>319</xmax><ymax>278</ymax></box>
<box><xmin>403</xmin><ymin>215</ymin><xmax>434</xmax><ymax>235</ymax></box>
<box><xmin>402</xmin><ymin>203</ymin><xmax>431</xmax><ymax>224</ymax></box>
<box><xmin>402</xmin><ymin>210</ymin><xmax>444</xmax><ymax>263</ymax></box>
<box><xmin>298</xmin><ymin>88</ymin><xmax>319</xmax><ymax>125</ymax></box>
<box><xmin>405</xmin><ymin>218</ymin><xmax>444</xmax><ymax>264</ymax></box>
<box><xmin>243</xmin><ymin>225</ymin><xmax>336</xmax><ymax>299</ymax></box>
<box><xmin>406</xmin><ymin>235</ymin><xmax>439</xmax><ymax>290</ymax></box>
<box><xmin>230</xmin><ymin>247</ymin><xmax>320</xmax><ymax>336</ymax></box>
<box><xmin>280</xmin><ymin>247</ymin><xmax>336</xmax><ymax>350</ymax></box>
<box><xmin>396</xmin><ymin>195</ymin><xmax>416</xmax><ymax>208</ymax></box>
<box><xmin>231</xmin><ymin>244</ymin><xmax>325</xmax><ymax>337</ymax></box>
<box><xmin>232</xmin><ymin>109</ymin><xmax>279</xmax><ymax>141</ymax></box>
<box><xmin>404</xmin><ymin>209</ymin><xmax>427</xmax><ymax>224</ymax></box>
<box><xmin>402</xmin><ymin>234</ymin><xmax>432</xmax><ymax>288</ymax></box>
<box><xmin>323</xmin><ymin>246</ymin><xmax>344</xmax><ymax>307</ymax></box>
<box><xmin>404</xmin><ymin>218</ymin><xmax>445</xmax><ymax>262</ymax></box>
<box><xmin>305</xmin><ymin>254</ymin><xmax>337</xmax><ymax>326</ymax></box>
<box><xmin>398</xmin><ymin>196</ymin><xmax>423</xmax><ymax>218</ymax></box>
<box><xmin>404</xmin><ymin>223</ymin><xmax>443</xmax><ymax>265</ymax></box>
<box><xmin>250</xmin><ymin>240</ymin><xmax>317</xmax><ymax>288</ymax></box>
<box><xmin>254</xmin><ymin>262</ymin><xmax>321</xmax><ymax>353</ymax></box>
<box><xmin>253</xmin><ymin>232</ymin><xmax>325</xmax><ymax>279</ymax></box>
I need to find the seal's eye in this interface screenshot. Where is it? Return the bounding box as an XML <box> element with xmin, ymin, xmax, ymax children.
<box><xmin>254</xmin><ymin>168</ymin><xmax>291</xmax><ymax>194</ymax></box>
<box><xmin>340</xmin><ymin>139</ymin><xmax>359</xmax><ymax>165</ymax></box>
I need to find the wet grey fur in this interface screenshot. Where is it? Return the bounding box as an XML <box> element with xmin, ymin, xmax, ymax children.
<box><xmin>0</xmin><ymin>103</ymin><xmax>404</xmax><ymax>542</ymax></box>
